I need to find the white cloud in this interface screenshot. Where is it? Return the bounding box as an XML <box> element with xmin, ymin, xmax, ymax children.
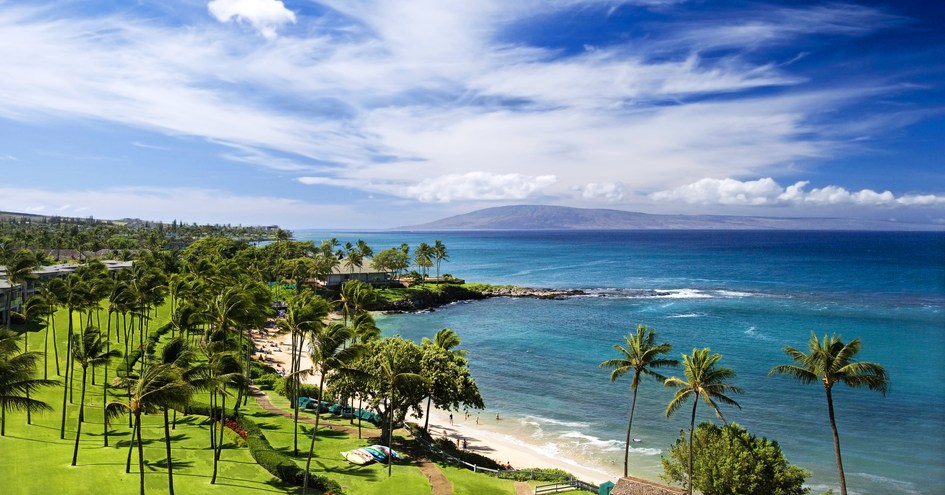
<box><xmin>208</xmin><ymin>0</ymin><xmax>296</xmax><ymax>39</ymax></box>
<box><xmin>404</xmin><ymin>172</ymin><xmax>557</xmax><ymax>203</ymax></box>
<box><xmin>579</xmin><ymin>182</ymin><xmax>626</xmax><ymax>202</ymax></box>
<box><xmin>652</xmin><ymin>178</ymin><xmax>945</xmax><ymax>207</ymax></box>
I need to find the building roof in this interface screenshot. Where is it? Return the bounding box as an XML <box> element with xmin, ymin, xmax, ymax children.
<box><xmin>329</xmin><ymin>259</ymin><xmax>387</xmax><ymax>276</ymax></box>
<box><xmin>611</xmin><ymin>476</ymin><xmax>686</xmax><ymax>495</ymax></box>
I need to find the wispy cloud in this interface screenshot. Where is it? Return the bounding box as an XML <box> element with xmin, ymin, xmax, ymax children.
<box><xmin>0</xmin><ymin>0</ymin><xmax>938</xmax><ymax>222</ymax></box>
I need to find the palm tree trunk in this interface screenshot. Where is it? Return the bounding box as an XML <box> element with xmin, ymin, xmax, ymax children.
<box><xmin>71</xmin><ymin>366</ymin><xmax>88</xmax><ymax>466</ymax></box>
<box><xmin>688</xmin><ymin>395</ymin><xmax>698</xmax><ymax>495</ymax></box>
<box><xmin>66</xmin><ymin>310</ymin><xmax>74</xmax><ymax>403</ymax></box>
<box><xmin>388</xmin><ymin>389</ymin><xmax>395</xmax><ymax>477</ymax></box>
<box><xmin>211</xmin><ymin>393</ymin><xmax>225</xmax><ymax>484</ymax></box>
<box><xmin>126</xmin><ymin>416</ymin><xmax>137</xmax><ymax>473</ymax></box>
<box><xmin>303</xmin><ymin>374</ymin><xmax>325</xmax><ymax>494</ymax></box>
<box><xmin>2</xmin><ymin>402</ymin><xmax>6</xmax><ymax>436</ymax></box>
<box><xmin>164</xmin><ymin>409</ymin><xmax>175</xmax><ymax>495</ymax></box>
<box><xmin>826</xmin><ymin>386</ymin><xmax>847</xmax><ymax>495</ymax></box>
<box><xmin>43</xmin><ymin>314</ymin><xmax>50</xmax><ymax>380</ymax></box>
<box><xmin>423</xmin><ymin>395</ymin><xmax>432</xmax><ymax>432</ymax></box>
<box><xmin>52</xmin><ymin>315</ymin><xmax>60</xmax><ymax>376</ymax></box>
<box><xmin>59</xmin><ymin>332</ymin><xmax>71</xmax><ymax>439</ymax></box>
<box><xmin>623</xmin><ymin>383</ymin><xmax>640</xmax><ymax>478</ymax></box>
<box><xmin>136</xmin><ymin>413</ymin><xmax>146</xmax><ymax>495</ymax></box>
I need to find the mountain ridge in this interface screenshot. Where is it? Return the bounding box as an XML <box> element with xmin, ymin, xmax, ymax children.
<box><xmin>396</xmin><ymin>205</ymin><xmax>944</xmax><ymax>231</ymax></box>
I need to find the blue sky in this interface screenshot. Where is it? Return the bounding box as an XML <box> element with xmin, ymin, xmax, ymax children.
<box><xmin>0</xmin><ymin>0</ymin><xmax>942</xmax><ymax>228</ymax></box>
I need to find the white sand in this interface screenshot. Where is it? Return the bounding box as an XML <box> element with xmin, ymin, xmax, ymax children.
<box><xmin>251</xmin><ymin>327</ymin><xmax>621</xmax><ymax>485</ymax></box>
<box><xmin>418</xmin><ymin>407</ymin><xmax>622</xmax><ymax>485</ymax></box>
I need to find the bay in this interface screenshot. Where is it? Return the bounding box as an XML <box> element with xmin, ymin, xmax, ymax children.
<box><xmin>296</xmin><ymin>229</ymin><xmax>945</xmax><ymax>494</ymax></box>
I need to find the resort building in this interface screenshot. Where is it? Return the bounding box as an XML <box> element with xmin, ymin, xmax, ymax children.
<box><xmin>0</xmin><ymin>260</ymin><xmax>133</xmax><ymax>325</ymax></box>
<box><xmin>312</xmin><ymin>260</ymin><xmax>390</xmax><ymax>288</ymax></box>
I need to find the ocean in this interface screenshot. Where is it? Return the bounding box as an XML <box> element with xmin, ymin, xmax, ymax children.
<box><xmin>295</xmin><ymin>229</ymin><xmax>945</xmax><ymax>494</ymax></box>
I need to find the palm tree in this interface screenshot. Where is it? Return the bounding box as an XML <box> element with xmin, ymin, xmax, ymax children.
<box><xmin>432</xmin><ymin>240</ymin><xmax>448</xmax><ymax>282</ymax></box>
<box><xmin>274</xmin><ymin>291</ymin><xmax>329</xmax><ymax>455</ymax></box>
<box><xmin>664</xmin><ymin>348</ymin><xmax>742</xmax><ymax>495</ymax></box>
<box><xmin>414</xmin><ymin>242</ymin><xmax>433</xmax><ymax>285</ymax></box>
<box><xmin>49</xmin><ymin>274</ymin><xmax>90</xmax><ymax>438</ymax></box>
<box><xmin>300</xmin><ymin>322</ymin><xmax>364</xmax><ymax>493</ymax></box>
<box><xmin>158</xmin><ymin>337</ymin><xmax>206</xmax><ymax>495</ymax></box>
<box><xmin>770</xmin><ymin>333</ymin><xmax>888</xmax><ymax>495</ymax></box>
<box><xmin>378</xmin><ymin>345</ymin><xmax>430</xmax><ymax>477</ymax></box>
<box><xmin>5</xmin><ymin>249</ymin><xmax>40</xmax><ymax>330</ymax></box>
<box><xmin>106</xmin><ymin>363</ymin><xmax>192</xmax><ymax>495</ymax></box>
<box><xmin>421</xmin><ymin>328</ymin><xmax>466</xmax><ymax>431</ymax></box>
<box><xmin>0</xmin><ymin>329</ymin><xmax>58</xmax><ymax>435</ymax></box>
<box><xmin>337</xmin><ymin>280</ymin><xmax>376</xmax><ymax>326</ymax></box>
<box><xmin>600</xmin><ymin>324</ymin><xmax>677</xmax><ymax>477</ymax></box>
<box><xmin>70</xmin><ymin>327</ymin><xmax>121</xmax><ymax>465</ymax></box>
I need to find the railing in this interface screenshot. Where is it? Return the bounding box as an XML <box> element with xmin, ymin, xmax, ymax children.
<box><xmin>404</xmin><ymin>423</ymin><xmax>599</xmax><ymax>493</ymax></box>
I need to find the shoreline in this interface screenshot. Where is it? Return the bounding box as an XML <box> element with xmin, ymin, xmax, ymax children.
<box><xmin>250</xmin><ymin>326</ymin><xmax>624</xmax><ymax>486</ymax></box>
<box><xmin>417</xmin><ymin>407</ymin><xmax>623</xmax><ymax>486</ymax></box>
<box><xmin>379</xmin><ymin>284</ymin><xmax>586</xmax><ymax>313</ymax></box>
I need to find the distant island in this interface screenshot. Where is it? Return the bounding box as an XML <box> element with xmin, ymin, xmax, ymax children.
<box><xmin>397</xmin><ymin>205</ymin><xmax>945</xmax><ymax>231</ymax></box>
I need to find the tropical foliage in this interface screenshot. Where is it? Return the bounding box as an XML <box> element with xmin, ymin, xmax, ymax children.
<box><xmin>662</xmin><ymin>422</ymin><xmax>810</xmax><ymax>495</ymax></box>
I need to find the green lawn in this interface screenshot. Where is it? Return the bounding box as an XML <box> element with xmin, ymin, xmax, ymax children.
<box><xmin>2</xmin><ymin>302</ymin><xmax>528</xmax><ymax>494</ymax></box>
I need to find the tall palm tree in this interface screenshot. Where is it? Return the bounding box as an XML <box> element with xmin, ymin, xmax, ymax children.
<box><xmin>414</xmin><ymin>242</ymin><xmax>433</xmax><ymax>285</ymax></box>
<box><xmin>770</xmin><ymin>333</ymin><xmax>888</xmax><ymax>495</ymax></box>
<box><xmin>70</xmin><ymin>328</ymin><xmax>121</xmax><ymax>465</ymax></box>
<box><xmin>274</xmin><ymin>291</ymin><xmax>329</xmax><ymax>455</ymax></box>
<box><xmin>337</xmin><ymin>280</ymin><xmax>376</xmax><ymax>326</ymax></box>
<box><xmin>421</xmin><ymin>328</ymin><xmax>466</xmax><ymax>431</ymax></box>
<box><xmin>664</xmin><ymin>348</ymin><xmax>742</xmax><ymax>495</ymax></box>
<box><xmin>106</xmin><ymin>363</ymin><xmax>192</xmax><ymax>495</ymax></box>
<box><xmin>600</xmin><ymin>324</ymin><xmax>677</xmax><ymax>477</ymax></box>
<box><xmin>49</xmin><ymin>273</ymin><xmax>90</xmax><ymax>438</ymax></box>
<box><xmin>432</xmin><ymin>240</ymin><xmax>448</xmax><ymax>281</ymax></box>
<box><xmin>158</xmin><ymin>337</ymin><xmax>206</xmax><ymax>495</ymax></box>
<box><xmin>0</xmin><ymin>329</ymin><xmax>58</xmax><ymax>435</ymax></box>
<box><xmin>300</xmin><ymin>322</ymin><xmax>364</xmax><ymax>493</ymax></box>
<box><xmin>378</xmin><ymin>345</ymin><xmax>430</xmax><ymax>477</ymax></box>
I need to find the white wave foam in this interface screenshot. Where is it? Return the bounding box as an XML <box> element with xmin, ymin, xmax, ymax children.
<box><xmin>715</xmin><ymin>290</ymin><xmax>754</xmax><ymax>298</ymax></box>
<box><xmin>743</xmin><ymin>326</ymin><xmax>774</xmax><ymax>341</ymax></box>
<box><xmin>559</xmin><ymin>431</ymin><xmax>624</xmax><ymax>452</ymax></box>
<box><xmin>654</xmin><ymin>289</ymin><xmax>713</xmax><ymax>299</ymax></box>
<box><xmin>850</xmin><ymin>473</ymin><xmax>920</xmax><ymax>495</ymax></box>
<box><xmin>524</xmin><ymin>415</ymin><xmax>591</xmax><ymax>429</ymax></box>
<box><xmin>667</xmin><ymin>313</ymin><xmax>704</xmax><ymax>318</ymax></box>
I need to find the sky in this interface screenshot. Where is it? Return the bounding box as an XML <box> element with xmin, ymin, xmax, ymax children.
<box><xmin>1</xmin><ymin>0</ymin><xmax>943</xmax><ymax>229</ymax></box>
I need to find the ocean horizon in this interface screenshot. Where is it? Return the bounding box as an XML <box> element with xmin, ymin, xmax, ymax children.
<box><xmin>296</xmin><ymin>229</ymin><xmax>945</xmax><ymax>495</ymax></box>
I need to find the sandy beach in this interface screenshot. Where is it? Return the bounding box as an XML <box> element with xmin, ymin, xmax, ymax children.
<box><xmin>250</xmin><ymin>327</ymin><xmax>621</xmax><ymax>486</ymax></box>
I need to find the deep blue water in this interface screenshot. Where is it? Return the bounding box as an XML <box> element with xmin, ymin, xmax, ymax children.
<box><xmin>297</xmin><ymin>229</ymin><xmax>945</xmax><ymax>494</ymax></box>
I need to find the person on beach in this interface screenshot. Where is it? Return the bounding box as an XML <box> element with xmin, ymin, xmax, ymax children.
<box><xmin>476</xmin><ymin>413</ymin><xmax>480</xmax><ymax>425</ymax></box>
<box><xmin>449</xmin><ymin>413</ymin><xmax>453</xmax><ymax>424</ymax></box>
<box><xmin>496</xmin><ymin>412</ymin><xmax>500</xmax><ymax>420</ymax></box>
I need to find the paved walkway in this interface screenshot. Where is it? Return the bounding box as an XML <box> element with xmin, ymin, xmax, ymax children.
<box><xmin>251</xmin><ymin>388</ymin><xmax>453</xmax><ymax>495</ymax></box>
<box><xmin>514</xmin><ymin>481</ymin><xmax>532</xmax><ymax>495</ymax></box>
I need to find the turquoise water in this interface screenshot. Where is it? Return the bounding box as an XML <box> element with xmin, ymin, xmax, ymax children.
<box><xmin>297</xmin><ymin>230</ymin><xmax>945</xmax><ymax>494</ymax></box>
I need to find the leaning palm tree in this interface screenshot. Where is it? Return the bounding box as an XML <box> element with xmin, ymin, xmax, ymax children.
<box><xmin>770</xmin><ymin>333</ymin><xmax>888</xmax><ymax>495</ymax></box>
<box><xmin>665</xmin><ymin>348</ymin><xmax>742</xmax><ymax>495</ymax></box>
<box><xmin>70</xmin><ymin>327</ymin><xmax>121</xmax><ymax>465</ymax></box>
<box><xmin>106</xmin><ymin>363</ymin><xmax>192</xmax><ymax>495</ymax></box>
<box><xmin>0</xmin><ymin>329</ymin><xmax>58</xmax><ymax>435</ymax></box>
<box><xmin>432</xmin><ymin>240</ymin><xmax>448</xmax><ymax>281</ymax></box>
<box><xmin>300</xmin><ymin>322</ymin><xmax>365</xmax><ymax>493</ymax></box>
<box><xmin>600</xmin><ymin>325</ymin><xmax>677</xmax><ymax>477</ymax></box>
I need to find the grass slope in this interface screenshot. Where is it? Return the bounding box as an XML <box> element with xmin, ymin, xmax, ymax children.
<box><xmin>3</xmin><ymin>301</ymin><xmax>524</xmax><ymax>494</ymax></box>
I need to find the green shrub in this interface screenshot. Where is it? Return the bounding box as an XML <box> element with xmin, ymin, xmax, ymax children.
<box><xmin>496</xmin><ymin>467</ymin><xmax>573</xmax><ymax>482</ymax></box>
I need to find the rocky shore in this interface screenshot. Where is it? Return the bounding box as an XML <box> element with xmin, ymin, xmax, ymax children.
<box><xmin>378</xmin><ymin>284</ymin><xmax>585</xmax><ymax>312</ymax></box>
